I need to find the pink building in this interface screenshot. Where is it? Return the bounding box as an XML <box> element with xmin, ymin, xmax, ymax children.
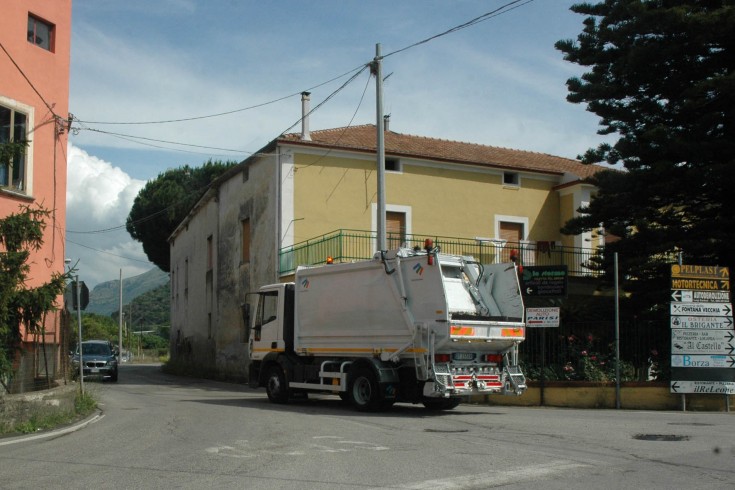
<box><xmin>1</xmin><ymin>0</ymin><xmax>72</xmax><ymax>391</ymax></box>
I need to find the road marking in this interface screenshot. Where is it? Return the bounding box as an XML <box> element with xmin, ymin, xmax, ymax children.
<box><xmin>205</xmin><ymin>436</ymin><xmax>388</xmax><ymax>459</ymax></box>
<box><xmin>367</xmin><ymin>461</ymin><xmax>588</xmax><ymax>489</ymax></box>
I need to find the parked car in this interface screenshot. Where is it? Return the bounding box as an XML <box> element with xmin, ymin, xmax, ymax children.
<box><xmin>71</xmin><ymin>340</ymin><xmax>119</xmax><ymax>382</ymax></box>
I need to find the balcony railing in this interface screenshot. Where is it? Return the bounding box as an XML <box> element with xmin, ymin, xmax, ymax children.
<box><xmin>278</xmin><ymin>229</ymin><xmax>601</xmax><ymax>277</ymax></box>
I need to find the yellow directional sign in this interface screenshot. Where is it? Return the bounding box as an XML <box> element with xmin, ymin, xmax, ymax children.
<box><xmin>671</xmin><ymin>264</ymin><xmax>730</xmax><ymax>280</ymax></box>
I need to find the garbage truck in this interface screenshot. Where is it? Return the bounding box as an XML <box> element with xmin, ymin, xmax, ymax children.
<box><xmin>247</xmin><ymin>242</ymin><xmax>526</xmax><ymax>411</ymax></box>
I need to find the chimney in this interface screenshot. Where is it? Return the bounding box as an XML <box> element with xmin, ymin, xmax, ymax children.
<box><xmin>383</xmin><ymin>114</ymin><xmax>390</xmax><ymax>132</ymax></box>
<box><xmin>300</xmin><ymin>91</ymin><xmax>311</xmax><ymax>141</ymax></box>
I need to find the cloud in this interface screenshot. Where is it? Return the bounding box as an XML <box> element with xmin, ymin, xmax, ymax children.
<box><xmin>65</xmin><ymin>144</ymin><xmax>154</xmax><ymax>287</ymax></box>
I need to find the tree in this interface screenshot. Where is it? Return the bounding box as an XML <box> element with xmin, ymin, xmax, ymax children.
<box><xmin>0</xmin><ymin>204</ymin><xmax>70</xmax><ymax>388</ymax></box>
<box><xmin>126</xmin><ymin>160</ymin><xmax>238</xmax><ymax>271</ymax></box>
<box><xmin>556</xmin><ymin>1</ymin><xmax>735</xmax><ymax>319</ymax></box>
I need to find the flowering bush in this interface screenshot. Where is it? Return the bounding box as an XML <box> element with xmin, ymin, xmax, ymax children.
<box><xmin>521</xmin><ymin>333</ymin><xmax>636</xmax><ymax>382</ymax></box>
<box><xmin>560</xmin><ymin>334</ymin><xmax>635</xmax><ymax>382</ymax></box>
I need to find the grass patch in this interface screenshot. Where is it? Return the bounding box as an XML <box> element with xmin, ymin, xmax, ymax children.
<box><xmin>1</xmin><ymin>389</ymin><xmax>98</xmax><ymax>435</ymax></box>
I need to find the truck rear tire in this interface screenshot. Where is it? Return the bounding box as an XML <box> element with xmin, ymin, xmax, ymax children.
<box><xmin>349</xmin><ymin>368</ymin><xmax>384</xmax><ymax>412</ymax></box>
<box><xmin>422</xmin><ymin>398</ymin><xmax>461</xmax><ymax>411</ymax></box>
<box><xmin>265</xmin><ymin>365</ymin><xmax>290</xmax><ymax>404</ymax></box>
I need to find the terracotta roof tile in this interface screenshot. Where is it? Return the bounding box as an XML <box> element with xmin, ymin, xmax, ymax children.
<box><xmin>280</xmin><ymin>124</ymin><xmax>604</xmax><ymax>180</ymax></box>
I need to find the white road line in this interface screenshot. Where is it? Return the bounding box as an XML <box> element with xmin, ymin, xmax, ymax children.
<box><xmin>368</xmin><ymin>461</ymin><xmax>588</xmax><ymax>489</ymax></box>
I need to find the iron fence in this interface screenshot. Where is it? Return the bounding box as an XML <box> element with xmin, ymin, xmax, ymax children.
<box><xmin>520</xmin><ymin>319</ymin><xmax>669</xmax><ymax>382</ymax></box>
<box><xmin>279</xmin><ymin>229</ymin><xmax>601</xmax><ymax>277</ymax></box>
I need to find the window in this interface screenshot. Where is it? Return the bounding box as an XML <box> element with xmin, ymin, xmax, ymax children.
<box><xmin>241</xmin><ymin>219</ymin><xmax>251</xmax><ymax>264</ymax></box>
<box><xmin>499</xmin><ymin>221</ymin><xmax>523</xmax><ymax>243</ymax></box>
<box><xmin>27</xmin><ymin>14</ymin><xmax>55</xmax><ymax>52</ymax></box>
<box><xmin>386</xmin><ymin>211</ymin><xmax>406</xmax><ymax>249</ymax></box>
<box><xmin>253</xmin><ymin>291</ymin><xmax>278</xmax><ymax>341</ymax></box>
<box><xmin>385</xmin><ymin>158</ymin><xmax>402</xmax><ymax>172</ymax></box>
<box><xmin>503</xmin><ymin>172</ymin><xmax>519</xmax><ymax>186</ymax></box>
<box><xmin>207</xmin><ymin>235</ymin><xmax>213</xmax><ymax>271</ymax></box>
<box><xmin>0</xmin><ymin>104</ymin><xmax>28</xmax><ymax>191</ymax></box>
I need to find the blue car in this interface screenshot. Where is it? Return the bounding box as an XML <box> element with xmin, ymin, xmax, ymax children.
<box><xmin>71</xmin><ymin>340</ymin><xmax>119</xmax><ymax>382</ymax></box>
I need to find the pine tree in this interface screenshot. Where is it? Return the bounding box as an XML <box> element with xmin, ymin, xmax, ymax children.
<box><xmin>556</xmin><ymin>1</ymin><xmax>735</xmax><ymax>320</ymax></box>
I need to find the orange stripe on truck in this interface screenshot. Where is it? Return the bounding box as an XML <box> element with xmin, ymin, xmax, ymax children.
<box><xmin>450</xmin><ymin>326</ymin><xmax>476</xmax><ymax>336</ymax></box>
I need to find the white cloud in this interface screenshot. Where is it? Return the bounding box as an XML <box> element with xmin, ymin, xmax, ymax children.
<box><xmin>65</xmin><ymin>144</ymin><xmax>154</xmax><ymax>287</ymax></box>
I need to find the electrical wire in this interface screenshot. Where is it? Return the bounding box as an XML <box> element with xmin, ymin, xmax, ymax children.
<box><xmin>0</xmin><ymin>40</ymin><xmax>60</xmax><ymax>119</ymax></box>
<box><xmin>65</xmin><ymin>238</ymin><xmax>152</xmax><ymax>264</ymax></box>
<box><xmin>77</xmin><ymin>127</ymin><xmax>249</xmax><ymax>154</ymax></box>
<box><xmin>64</xmin><ymin>2</ymin><xmax>536</xmax><ymax>238</ymax></box>
<box><xmin>73</xmin><ymin>63</ymin><xmax>369</xmax><ymax>126</ymax></box>
<box><xmin>382</xmin><ymin>0</ymin><xmax>535</xmax><ymax>59</ymax></box>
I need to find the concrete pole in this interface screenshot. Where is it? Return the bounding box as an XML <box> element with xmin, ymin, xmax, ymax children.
<box><xmin>118</xmin><ymin>269</ymin><xmax>123</xmax><ymax>363</ymax></box>
<box><xmin>614</xmin><ymin>252</ymin><xmax>620</xmax><ymax>409</ymax></box>
<box><xmin>76</xmin><ymin>276</ymin><xmax>84</xmax><ymax>396</ymax></box>
<box><xmin>375</xmin><ymin>43</ymin><xmax>386</xmax><ymax>251</ymax></box>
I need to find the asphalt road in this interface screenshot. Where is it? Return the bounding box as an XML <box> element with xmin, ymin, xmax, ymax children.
<box><xmin>1</xmin><ymin>364</ymin><xmax>734</xmax><ymax>489</ymax></box>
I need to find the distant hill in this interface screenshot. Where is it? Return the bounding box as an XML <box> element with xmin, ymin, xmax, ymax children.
<box><xmin>112</xmin><ymin>282</ymin><xmax>171</xmax><ymax>330</ymax></box>
<box><xmin>86</xmin><ymin>268</ymin><xmax>169</xmax><ymax>316</ymax></box>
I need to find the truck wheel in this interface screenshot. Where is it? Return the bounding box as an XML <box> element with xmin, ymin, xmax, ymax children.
<box><xmin>422</xmin><ymin>398</ymin><xmax>461</xmax><ymax>411</ymax></box>
<box><xmin>349</xmin><ymin>368</ymin><xmax>383</xmax><ymax>412</ymax></box>
<box><xmin>265</xmin><ymin>365</ymin><xmax>290</xmax><ymax>404</ymax></box>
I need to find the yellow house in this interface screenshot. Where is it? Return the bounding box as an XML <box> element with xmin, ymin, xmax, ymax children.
<box><xmin>169</xmin><ymin>110</ymin><xmax>604</xmax><ymax>377</ymax></box>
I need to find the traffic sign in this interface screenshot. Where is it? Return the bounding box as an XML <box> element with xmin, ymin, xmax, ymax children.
<box><xmin>670</xmin><ymin>381</ymin><xmax>735</xmax><ymax>395</ymax></box>
<box><xmin>671</xmin><ymin>264</ymin><xmax>729</xmax><ymax>279</ymax></box>
<box><xmin>671</xmin><ymin>354</ymin><xmax>735</xmax><ymax>368</ymax></box>
<box><xmin>671</xmin><ymin>290</ymin><xmax>730</xmax><ymax>303</ymax></box>
<box><xmin>671</xmin><ymin>278</ymin><xmax>730</xmax><ymax>291</ymax></box>
<box><xmin>670</xmin><ymin>302</ymin><xmax>732</xmax><ymax>317</ymax></box>
<box><xmin>521</xmin><ymin>266</ymin><xmax>567</xmax><ymax>297</ymax></box>
<box><xmin>525</xmin><ymin>307</ymin><xmax>560</xmax><ymax>328</ymax></box>
<box><xmin>671</xmin><ymin>316</ymin><xmax>733</xmax><ymax>329</ymax></box>
<box><xmin>671</xmin><ymin>329</ymin><xmax>734</xmax><ymax>355</ymax></box>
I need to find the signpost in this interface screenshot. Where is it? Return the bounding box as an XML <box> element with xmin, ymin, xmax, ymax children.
<box><xmin>670</xmin><ymin>264</ymin><xmax>733</xmax><ymax>410</ymax></box>
<box><xmin>521</xmin><ymin>266</ymin><xmax>568</xmax><ymax>297</ymax></box>
<box><xmin>526</xmin><ymin>307</ymin><xmax>561</xmax><ymax>328</ymax></box>
<box><xmin>525</xmin><ymin>306</ymin><xmax>561</xmax><ymax>407</ymax></box>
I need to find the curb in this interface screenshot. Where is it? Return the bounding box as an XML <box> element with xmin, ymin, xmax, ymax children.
<box><xmin>0</xmin><ymin>409</ymin><xmax>104</xmax><ymax>447</ymax></box>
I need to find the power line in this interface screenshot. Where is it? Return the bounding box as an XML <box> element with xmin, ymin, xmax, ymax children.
<box><xmin>69</xmin><ymin>2</ymin><xmax>535</xmax><ymax>156</ymax></box>
<box><xmin>76</xmin><ymin>127</ymin><xmax>249</xmax><ymax>154</ymax></box>
<box><xmin>0</xmin><ymin>40</ymin><xmax>60</xmax><ymax>119</ymax></box>
<box><xmin>383</xmin><ymin>0</ymin><xmax>535</xmax><ymax>59</ymax></box>
<box><xmin>73</xmin><ymin>63</ymin><xmax>369</xmax><ymax>126</ymax></box>
<box><xmin>65</xmin><ymin>238</ymin><xmax>152</xmax><ymax>264</ymax></box>
<box><xmin>65</xmin><ymin>3</ymin><xmax>537</xmax><ymax>235</ymax></box>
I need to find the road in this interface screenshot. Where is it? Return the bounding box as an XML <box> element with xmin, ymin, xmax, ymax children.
<box><xmin>1</xmin><ymin>364</ymin><xmax>734</xmax><ymax>489</ymax></box>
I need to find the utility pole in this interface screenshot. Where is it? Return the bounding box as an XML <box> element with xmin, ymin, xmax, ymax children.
<box><xmin>76</xmin><ymin>275</ymin><xmax>84</xmax><ymax>396</ymax></box>
<box><xmin>118</xmin><ymin>269</ymin><xmax>123</xmax><ymax>363</ymax></box>
<box><xmin>374</xmin><ymin>43</ymin><xmax>386</xmax><ymax>252</ymax></box>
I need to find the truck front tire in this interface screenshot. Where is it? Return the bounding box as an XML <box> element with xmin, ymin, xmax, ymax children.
<box><xmin>265</xmin><ymin>365</ymin><xmax>290</xmax><ymax>404</ymax></box>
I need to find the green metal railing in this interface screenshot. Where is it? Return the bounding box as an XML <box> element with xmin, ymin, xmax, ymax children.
<box><xmin>279</xmin><ymin>229</ymin><xmax>601</xmax><ymax>277</ymax></box>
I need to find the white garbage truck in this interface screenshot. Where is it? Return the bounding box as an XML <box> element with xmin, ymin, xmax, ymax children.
<box><xmin>247</xmin><ymin>243</ymin><xmax>527</xmax><ymax>411</ymax></box>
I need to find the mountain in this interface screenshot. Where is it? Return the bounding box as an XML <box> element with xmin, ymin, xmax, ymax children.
<box><xmin>86</xmin><ymin>268</ymin><xmax>169</xmax><ymax>316</ymax></box>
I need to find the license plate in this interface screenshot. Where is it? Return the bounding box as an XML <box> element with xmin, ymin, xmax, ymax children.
<box><xmin>90</xmin><ymin>368</ymin><xmax>99</xmax><ymax>373</ymax></box>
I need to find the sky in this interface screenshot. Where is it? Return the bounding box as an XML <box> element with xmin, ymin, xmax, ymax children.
<box><xmin>65</xmin><ymin>0</ymin><xmax>613</xmax><ymax>287</ymax></box>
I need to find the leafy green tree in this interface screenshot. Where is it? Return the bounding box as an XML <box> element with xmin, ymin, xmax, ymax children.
<box><xmin>126</xmin><ymin>160</ymin><xmax>237</xmax><ymax>271</ymax></box>
<box><xmin>556</xmin><ymin>1</ymin><xmax>735</xmax><ymax>319</ymax></box>
<box><xmin>0</xmin><ymin>204</ymin><xmax>70</xmax><ymax>388</ymax></box>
